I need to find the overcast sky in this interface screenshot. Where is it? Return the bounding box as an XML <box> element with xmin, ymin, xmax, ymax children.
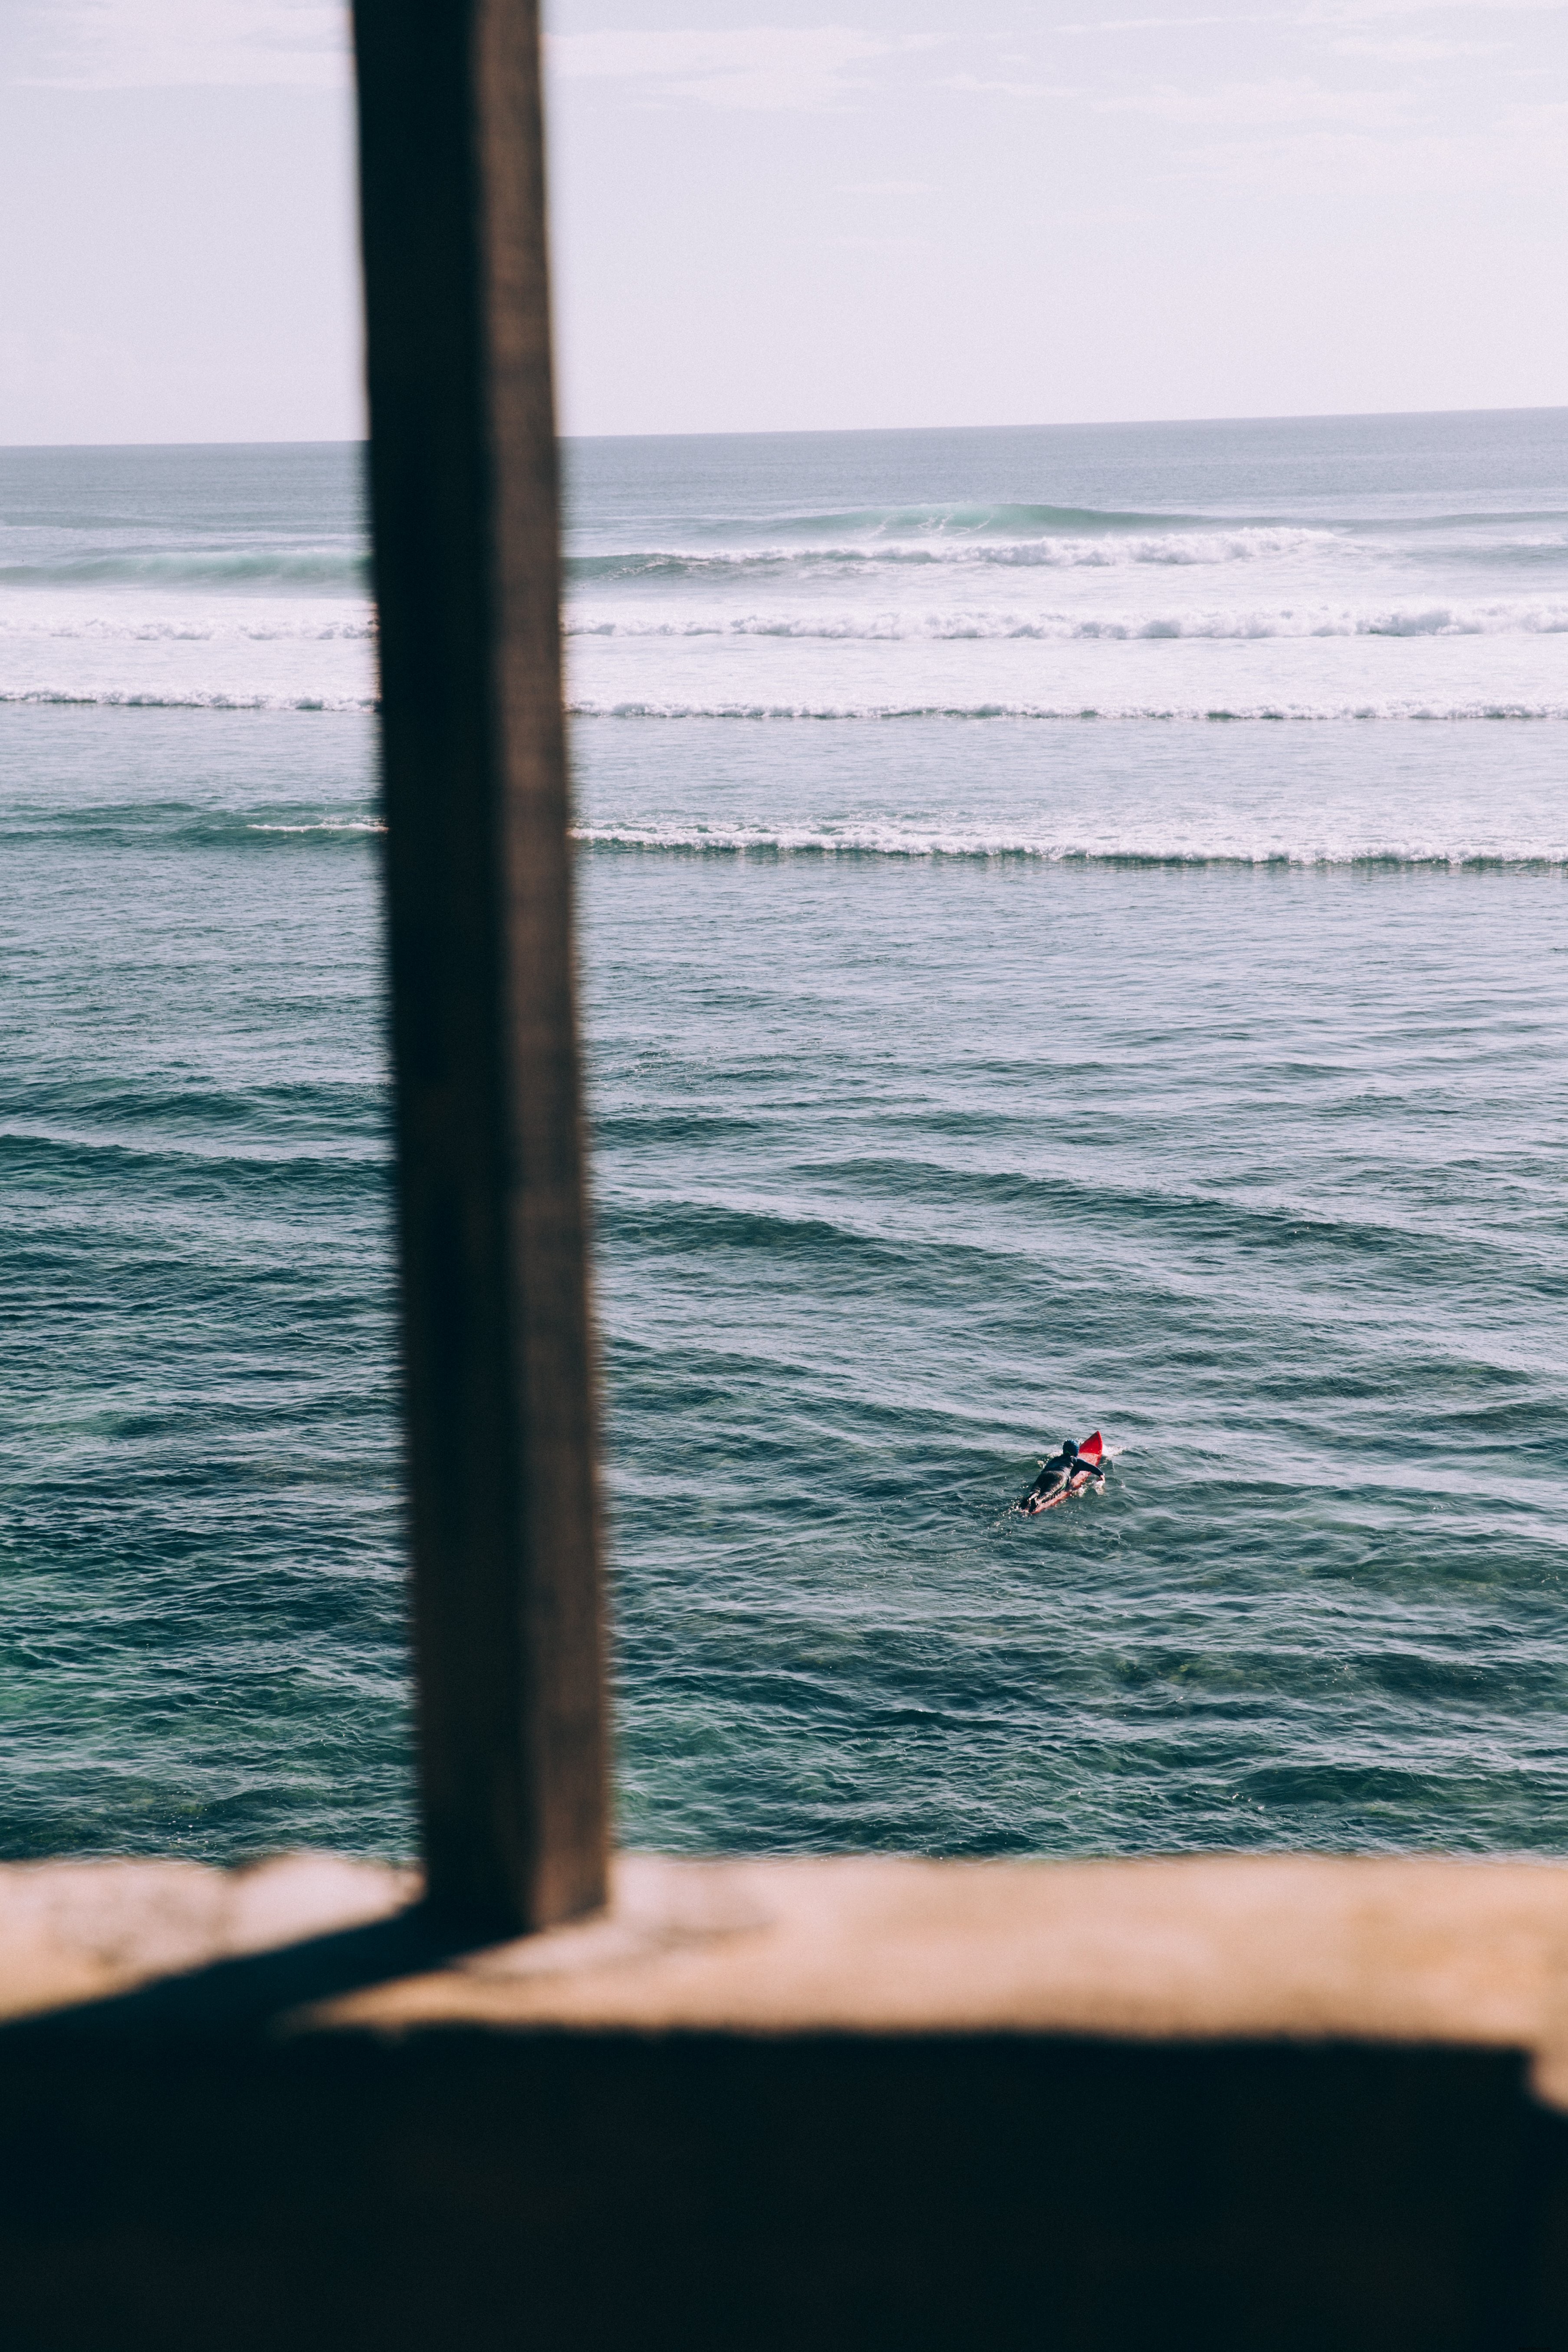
<box><xmin>0</xmin><ymin>0</ymin><xmax>1562</xmax><ymax>441</ymax></box>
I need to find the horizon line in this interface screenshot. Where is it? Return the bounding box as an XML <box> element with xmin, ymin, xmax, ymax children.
<box><xmin>2</xmin><ymin>400</ymin><xmax>1566</xmax><ymax>455</ymax></box>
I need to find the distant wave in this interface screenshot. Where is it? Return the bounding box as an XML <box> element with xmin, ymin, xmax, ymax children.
<box><xmin>568</xmin><ymin>599</ymin><xmax>1568</xmax><ymax>643</ymax></box>
<box><xmin>0</xmin><ymin>615</ymin><xmax>374</xmax><ymax>643</ymax></box>
<box><xmin>0</xmin><ymin>807</ymin><xmax>384</xmax><ymax>849</ymax></box>
<box><xmin>658</xmin><ymin>500</ymin><xmax>1218</xmax><ymax>539</ymax></box>
<box><xmin>572</xmin><ymin>497</ymin><xmax>1568</xmax><ymax>548</ymax></box>
<box><xmin>0</xmin><ymin>688</ymin><xmax>376</xmax><ymax>711</ymax></box>
<box><xmin>565</xmin><ymin>526</ymin><xmax>1346</xmax><ymax>581</ymax></box>
<box><xmin>247</xmin><ymin>816</ymin><xmax>385</xmax><ymax>836</ymax></box>
<box><xmin>573</xmin><ymin>823</ymin><xmax>1568</xmax><ymax>869</ymax></box>
<box><xmin>569</xmin><ymin>697</ymin><xmax>1568</xmax><ymax>722</ymax></box>
<box><xmin>0</xmin><ymin>550</ymin><xmax>369</xmax><ymax>592</ymax></box>
<box><xmin>0</xmin><ymin>1120</ymin><xmax>385</xmax><ymax>1177</ymax></box>
<box><xmin>36</xmin><ymin>685</ymin><xmax>1566</xmax><ymax>722</ymax></box>
<box><xmin>8</xmin><ymin>687</ymin><xmax>1562</xmax><ymax>724</ymax></box>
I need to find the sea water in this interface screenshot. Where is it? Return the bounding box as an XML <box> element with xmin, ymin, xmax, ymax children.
<box><xmin>2</xmin><ymin>413</ymin><xmax>1566</xmax><ymax>1863</ymax></box>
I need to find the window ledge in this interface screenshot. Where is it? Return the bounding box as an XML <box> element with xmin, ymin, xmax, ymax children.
<box><xmin>4</xmin><ymin>1849</ymin><xmax>1568</xmax><ymax>2104</ymax></box>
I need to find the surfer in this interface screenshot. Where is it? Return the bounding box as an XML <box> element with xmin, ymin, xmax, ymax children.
<box><xmin>1017</xmin><ymin>1433</ymin><xmax>1108</xmax><ymax>1515</ymax></box>
<box><xmin>1025</xmin><ymin>1439</ymin><xmax>1082</xmax><ymax>1509</ymax></box>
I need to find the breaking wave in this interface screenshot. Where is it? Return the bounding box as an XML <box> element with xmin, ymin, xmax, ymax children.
<box><xmin>573</xmin><ymin>822</ymin><xmax>1568</xmax><ymax>869</ymax></box>
<box><xmin>246</xmin><ymin>816</ymin><xmax>385</xmax><ymax>836</ymax></box>
<box><xmin>650</xmin><ymin>499</ymin><xmax>1221</xmax><ymax>539</ymax></box>
<box><xmin>0</xmin><ymin>614</ymin><xmax>373</xmax><ymax>643</ymax></box>
<box><xmin>568</xmin><ymin>600</ymin><xmax>1568</xmax><ymax>643</ymax></box>
<box><xmin>0</xmin><ymin>688</ymin><xmax>377</xmax><ymax>712</ymax></box>
<box><xmin>0</xmin><ymin>549</ymin><xmax>369</xmax><ymax>593</ymax></box>
<box><xmin>566</xmin><ymin>524</ymin><xmax>1348</xmax><ymax>582</ymax></box>
<box><xmin>570</xmin><ymin>697</ymin><xmax>1568</xmax><ymax>722</ymax></box>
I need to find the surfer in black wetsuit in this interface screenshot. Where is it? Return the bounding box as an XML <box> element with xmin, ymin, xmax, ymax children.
<box><xmin>1022</xmin><ymin>1439</ymin><xmax>1086</xmax><ymax>1510</ymax></box>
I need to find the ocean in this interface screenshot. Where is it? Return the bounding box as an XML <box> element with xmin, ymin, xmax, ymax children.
<box><xmin>2</xmin><ymin>410</ymin><xmax>1566</xmax><ymax>1865</ymax></box>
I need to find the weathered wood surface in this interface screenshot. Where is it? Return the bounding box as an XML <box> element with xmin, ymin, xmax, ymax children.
<box><xmin>4</xmin><ymin>1852</ymin><xmax>1568</xmax><ymax>2081</ymax></box>
<box><xmin>352</xmin><ymin>0</ymin><xmax>607</xmax><ymax>1931</ymax></box>
<box><xmin>2</xmin><ymin>1854</ymin><xmax>1568</xmax><ymax>2351</ymax></box>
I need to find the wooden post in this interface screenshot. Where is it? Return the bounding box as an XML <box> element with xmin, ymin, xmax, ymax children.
<box><xmin>351</xmin><ymin>0</ymin><xmax>608</xmax><ymax>1931</ymax></box>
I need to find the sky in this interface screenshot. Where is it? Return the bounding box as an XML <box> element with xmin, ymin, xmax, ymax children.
<box><xmin>0</xmin><ymin>0</ymin><xmax>1562</xmax><ymax>441</ymax></box>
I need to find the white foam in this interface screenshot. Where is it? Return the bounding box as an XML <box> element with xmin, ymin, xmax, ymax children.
<box><xmin>0</xmin><ymin>688</ymin><xmax>378</xmax><ymax>712</ymax></box>
<box><xmin>572</xmin><ymin>524</ymin><xmax>1350</xmax><ymax>575</ymax></box>
<box><xmin>247</xmin><ymin>817</ymin><xmax>386</xmax><ymax>834</ymax></box>
<box><xmin>0</xmin><ymin>585</ymin><xmax>378</xmax><ymax>708</ymax></box>
<box><xmin>572</xmin><ymin>820</ymin><xmax>1568</xmax><ymax>866</ymax></box>
<box><xmin>569</xmin><ymin>697</ymin><xmax>1568</xmax><ymax>722</ymax></box>
<box><xmin>0</xmin><ymin>613</ymin><xmax>375</xmax><ymax>643</ymax></box>
<box><xmin>567</xmin><ymin>600</ymin><xmax>1568</xmax><ymax>645</ymax></box>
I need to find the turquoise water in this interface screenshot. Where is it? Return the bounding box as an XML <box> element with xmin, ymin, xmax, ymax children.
<box><xmin>0</xmin><ymin>708</ymin><xmax>399</xmax><ymax>1855</ymax></box>
<box><xmin>3</xmin><ymin>416</ymin><xmax>1567</xmax><ymax>1862</ymax></box>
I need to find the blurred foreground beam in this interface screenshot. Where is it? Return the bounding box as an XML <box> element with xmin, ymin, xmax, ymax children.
<box><xmin>351</xmin><ymin>0</ymin><xmax>607</xmax><ymax>1930</ymax></box>
<box><xmin>3</xmin><ymin>1854</ymin><xmax>1568</xmax><ymax>2350</ymax></box>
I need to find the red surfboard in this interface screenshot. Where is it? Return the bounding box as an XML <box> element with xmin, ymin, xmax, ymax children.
<box><xmin>1017</xmin><ymin>1432</ymin><xmax>1107</xmax><ymax>1516</ymax></box>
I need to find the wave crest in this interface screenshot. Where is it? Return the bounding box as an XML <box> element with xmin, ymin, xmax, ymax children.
<box><xmin>0</xmin><ymin>550</ymin><xmax>369</xmax><ymax>593</ymax></box>
<box><xmin>568</xmin><ymin>599</ymin><xmax>1568</xmax><ymax>644</ymax></box>
<box><xmin>0</xmin><ymin>688</ymin><xmax>377</xmax><ymax>712</ymax></box>
<box><xmin>565</xmin><ymin>524</ymin><xmax>1345</xmax><ymax>583</ymax></box>
<box><xmin>569</xmin><ymin>697</ymin><xmax>1568</xmax><ymax>723</ymax></box>
<box><xmin>573</xmin><ymin>822</ymin><xmax>1568</xmax><ymax>869</ymax></box>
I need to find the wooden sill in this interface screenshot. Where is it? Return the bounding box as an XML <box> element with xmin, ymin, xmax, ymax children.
<box><xmin>3</xmin><ymin>1849</ymin><xmax>1567</xmax><ymax>2098</ymax></box>
<box><xmin>6</xmin><ymin>1852</ymin><xmax>1568</xmax><ymax>2350</ymax></box>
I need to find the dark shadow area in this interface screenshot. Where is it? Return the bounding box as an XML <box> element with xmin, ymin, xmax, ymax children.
<box><xmin>0</xmin><ymin>1900</ymin><xmax>493</xmax><ymax>2043</ymax></box>
<box><xmin>1</xmin><ymin>2026</ymin><xmax>1566</xmax><ymax>2351</ymax></box>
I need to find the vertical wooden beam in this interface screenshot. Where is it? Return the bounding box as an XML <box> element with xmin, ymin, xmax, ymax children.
<box><xmin>351</xmin><ymin>0</ymin><xmax>608</xmax><ymax>1931</ymax></box>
